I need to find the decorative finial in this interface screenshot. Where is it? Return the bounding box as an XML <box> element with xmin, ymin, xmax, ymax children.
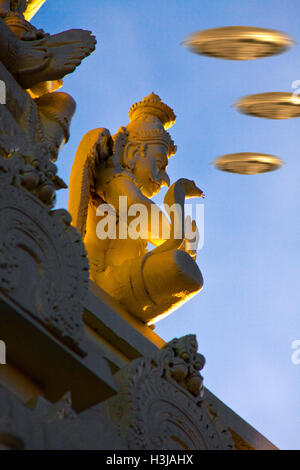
<box><xmin>128</xmin><ymin>92</ymin><xmax>176</xmax><ymax>130</ymax></box>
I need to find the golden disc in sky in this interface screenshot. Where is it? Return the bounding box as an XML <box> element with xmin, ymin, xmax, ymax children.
<box><xmin>212</xmin><ymin>152</ymin><xmax>284</xmax><ymax>175</ymax></box>
<box><xmin>235</xmin><ymin>92</ymin><xmax>300</xmax><ymax>119</ymax></box>
<box><xmin>182</xmin><ymin>26</ymin><xmax>294</xmax><ymax>60</ymax></box>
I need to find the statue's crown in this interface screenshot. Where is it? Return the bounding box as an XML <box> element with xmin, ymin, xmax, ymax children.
<box><xmin>128</xmin><ymin>93</ymin><xmax>176</xmax><ymax>130</ymax></box>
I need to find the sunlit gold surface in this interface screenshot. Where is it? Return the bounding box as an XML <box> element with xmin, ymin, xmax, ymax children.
<box><xmin>213</xmin><ymin>152</ymin><xmax>284</xmax><ymax>175</ymax></box>
<box><xmin>235</xmin><ymin>92</ymin><xmax>300</xmax><ymax>119</ymax></box>
<box><xmin>69</xmin><ymin>94</ymin><xmax>204</xmax><ymax>324</ymax></box>
<box><xmin>24</xmin><ymin>0</ymin><xmax>47</xmax><ymax>21</ymax></box>
<box><xmin>182</xmin><ymin>26</ymin><xmax>294</xmax><ymax>60</ymax></box>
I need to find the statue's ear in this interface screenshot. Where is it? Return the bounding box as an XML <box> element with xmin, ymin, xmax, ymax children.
<box><xmin>124</xmin><ymin>142</ymin><xmax>144</xmax><ymax>170</ymax></box>
<box><xmin>95</xmin><ymin>129</ymin><xmax>114</xmax><ymax>163</ymax></box>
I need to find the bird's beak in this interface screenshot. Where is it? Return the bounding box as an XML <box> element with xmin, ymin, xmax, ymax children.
<box><xmin>193</xmin><ymin>186</ymin><xmax>204</xmax><ymax>198</ymax></box>
<box><xmin>160</xmin><ymin>173</ymin><xmax>170</xmax><ymax>188</ymax></box>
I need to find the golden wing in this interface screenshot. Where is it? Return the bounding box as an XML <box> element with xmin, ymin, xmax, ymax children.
<box><xmin>68</xmin><ymin>128</ymin><xmax>112</xmax><ymax>239</ymax></box>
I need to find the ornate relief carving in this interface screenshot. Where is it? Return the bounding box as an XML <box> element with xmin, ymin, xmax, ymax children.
<box><xmin>161</xmin><ymin>335</ymin><xmax>206</xmax><ymax>397</ymax></box>
<box><xmin>0</xmin><ymin>1</ymin><xmax>96</xmax><ymax>207</ymax></box>
<box><xmin>0</xmin><ymin>147</ymin><xmax>66</xmax><ymax>208</ymax></box>
<box><xmin>109</xmin><ymin>335</ymin><xmax>234</xmax><ymax>450</ymax></box>
<box><xmin>0</xmin><ymin>180</ymin><xmax>89</xmax><ymax>351</ymax></box>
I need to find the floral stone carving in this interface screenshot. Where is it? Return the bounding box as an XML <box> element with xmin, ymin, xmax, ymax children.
<box><xmin>108</xmin><ymin>335</ymin><xmax>234</xmax><ymax>450</ymax></box>
<box><xmin>0</xmin><ymin>176</ymin><xmax>89</xmax><ymax>351</ymax></box>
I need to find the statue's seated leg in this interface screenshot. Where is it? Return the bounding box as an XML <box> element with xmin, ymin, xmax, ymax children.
<box><xmin>92</xmin><ymin>250</ymin><xmax>203</xmax><ymax>324</ymax></box>
<box><xmin>0</xmin><ymin>18</ymin><xmax>96</xmax><ymax>90</ymax></box>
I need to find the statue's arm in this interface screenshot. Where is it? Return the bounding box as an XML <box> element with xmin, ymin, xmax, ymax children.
<box><xmin>103</xmin><ymin>176</ymin><xmax>171</xmax><ymax>247</ymax></box>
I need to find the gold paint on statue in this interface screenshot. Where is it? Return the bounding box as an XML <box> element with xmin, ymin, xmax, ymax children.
<box><xmin>24</xmin><ymin>0</ymin><xmax>46</xmax><ymax>21</ymax></box>
<box><xmin>0</xmin><ymin>0</ymin><xmax>96</xmax><ymax>164</ymax></box>
<box><xmin>182</xmin><ymin>26</ymin><xmax>294</xmax><ymax>60</ymax></box>
<box><xmin>68</xmin><ymin>93</ymin><xmax>204</xmax><ymax>324</ymax></box>
<box><xmin>212</xmin><ymin>152</ymin><xmax>284</xmax><ymax>175</ymax></box>
<box><xmin>0</xmin><ymin>0</ymin><xmax>96</xmax><ymax>91</ymax></box>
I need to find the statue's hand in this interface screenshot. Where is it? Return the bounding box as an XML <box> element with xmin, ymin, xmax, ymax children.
<box><xmin>182</xmin><ymin>216</ymin><xmax>199</xmax><ymax>260</ymax></box>
<box><xmin>21</xmin><ymin>29</ymin><xmax>49</xmax><ymax>41</ymax></box>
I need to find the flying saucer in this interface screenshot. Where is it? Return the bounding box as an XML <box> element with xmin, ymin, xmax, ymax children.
<box><xmin>182</xmin><ymin>26</ymin><xmax>294</xmax><ymax>60</ymax></box>
<box><xmin>212</xmin><ymin>152</ymin><xmax>284</xmax><ymax>175</ymax></box>
<box><xmin>235</xmin><ymin>92</ymin><xmax>300</xmax><ymax>119</ymax></box>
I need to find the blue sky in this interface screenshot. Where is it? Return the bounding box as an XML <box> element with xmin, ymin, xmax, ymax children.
<box><xmin>36</xmin><ymin>0</ymin><xmax>300</xmax><ymax>449</ymax></box>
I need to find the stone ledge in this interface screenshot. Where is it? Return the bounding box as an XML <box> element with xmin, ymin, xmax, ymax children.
<box><xmin>0</xmin><ymin>294</ymin><xmax>117</xmax><ymax>412</ymax></box>
<box><xmin>204</xmin><ymin>388</ymin><xmax>278</xmax><ymax>450</ymax></box>
<box><xmin>84</xmin><ymin>281</ymin><xmax>165</xmax><ymax>369</ymax></box>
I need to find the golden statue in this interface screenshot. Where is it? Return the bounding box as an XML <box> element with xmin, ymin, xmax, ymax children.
<box><xmin>0</xmin><ymin>0</ymin><xmax>96</xmax><ymax>93</ymax></box>
<box><xmin>69</xmin><ymin>93</ymin><xmax>204</xmax><ymax>324</ymax></box>
<box><xmin>0</xmin><ymin>0</ymin><xmax>96</xmax><ymax>205</ymax></box>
